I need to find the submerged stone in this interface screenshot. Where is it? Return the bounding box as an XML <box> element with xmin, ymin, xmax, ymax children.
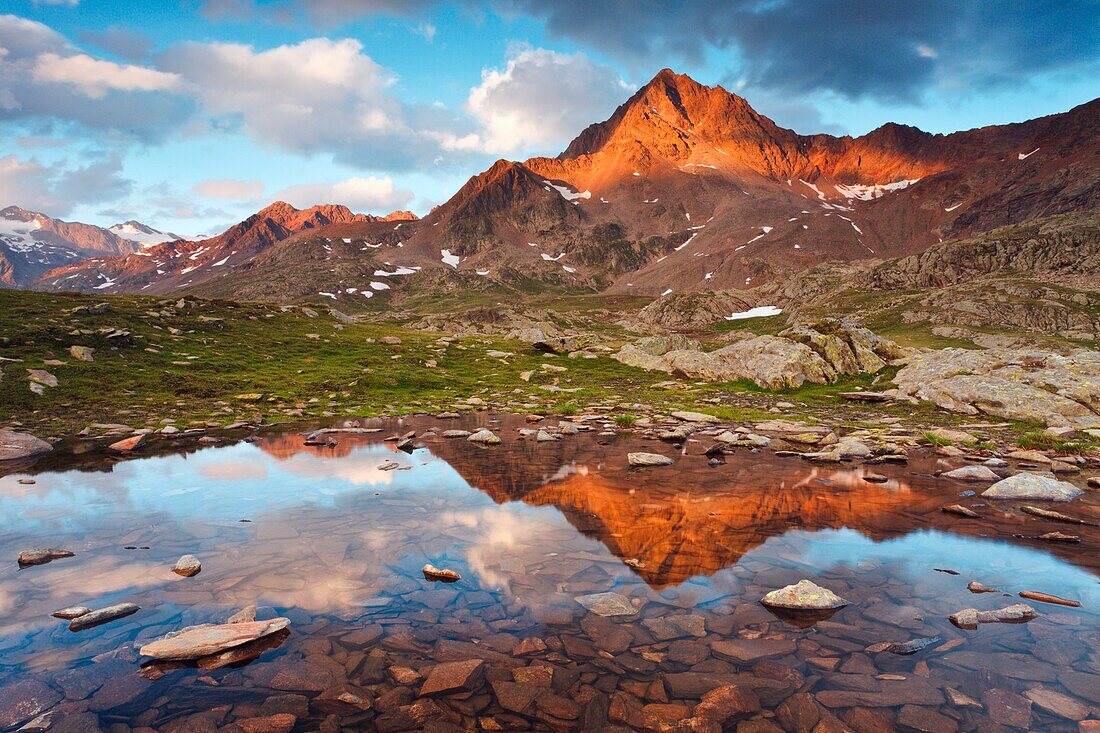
<box><xmin>575</xmin><ymin>592</ymin><xmax>636</xmax><ymax>617</ymax></box>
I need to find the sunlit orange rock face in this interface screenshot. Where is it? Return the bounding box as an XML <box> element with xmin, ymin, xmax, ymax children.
<box><xmin>400</xmin><ymin>69</ymin><xmax>1099</xmax><ymax>292</ymax></box>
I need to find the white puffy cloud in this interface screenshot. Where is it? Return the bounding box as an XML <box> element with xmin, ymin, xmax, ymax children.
<box><xmin>158</xmin><ymin>37</ymin><xmax>456</xmax><ymax>169</ymax></box>
<box><xmin>192</xmin><ymin>178</ymin><xmax>265</xmax><ymax>200</ymax></box>
<box><xmin>32</xmin><ymin>52</ymin><xmax>181</xmax><ymax>98</ymax></box>
<box><xmin>0</xmin><ymin>14</ymin><xmax>193</xmax><ymax>140</ymax></box>
<box><xmin>462</xmin><ymin>48</ymin><xmax>629</xmax><ymax>155</ymax></box>
<box><xmin>274</xmin><ymin>176</ymin><xmax>413</xmax><ymax>212</ymax></box>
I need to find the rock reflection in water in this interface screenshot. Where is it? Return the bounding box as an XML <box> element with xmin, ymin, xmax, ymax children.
<box><xmin>0</xmin><ymin>414</ymin><xmax>1097</xmax><ymax>732</ymax></box>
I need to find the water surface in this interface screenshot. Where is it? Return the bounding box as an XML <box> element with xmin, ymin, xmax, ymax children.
<box><xmin>1</xmin><ymin>415</ymin><xmax>1097</xmax><ymax>731</ymax></box>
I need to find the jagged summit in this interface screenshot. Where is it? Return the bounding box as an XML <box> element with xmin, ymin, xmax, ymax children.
<box><xmin>25</xmin><ymin>70</ymin><xmax>1100</xmax><ymax>299</ymax></box>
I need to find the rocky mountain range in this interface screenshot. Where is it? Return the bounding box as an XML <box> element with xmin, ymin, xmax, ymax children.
<box><xmin>19</xmin><ymin>69</ymin><xmax>1100</xmax><ymax>302</ymax></box>
<box><xmin>36</xmin><ymin>201</ymin><xmax>418</xmax><ymax>296</ymax></box>
<box><xmin>0</xmin><ymin>206</ymin><xmax>149</xmax><ymax>287</ymax></box>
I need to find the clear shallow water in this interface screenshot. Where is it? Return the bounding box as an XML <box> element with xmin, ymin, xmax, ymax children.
<box><xmin>1</xmin><ymin>414</ymin><xmax>1098</xmax><ymax>731</ymax></box>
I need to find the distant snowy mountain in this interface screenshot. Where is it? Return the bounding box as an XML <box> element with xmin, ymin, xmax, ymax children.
<box><xmin>0</xmin><ymin>206</ymin><xmax>139</xmax><ymax>287</ymax></box>
<box><xmin>108</xmin><ymin>220</ymin><xmax>183</xmax><ymax>247</ymax></box>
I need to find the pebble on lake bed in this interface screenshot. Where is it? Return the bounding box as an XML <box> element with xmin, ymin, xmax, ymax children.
<box><xmin>172</xmin><ymin>554</ymin><xmax>201</xmax><ymax>577</ymax></box>
<box><xmin>422</xmin><ymin>564</ymin><xmax>461</xmax><ymax>582</ymax></box>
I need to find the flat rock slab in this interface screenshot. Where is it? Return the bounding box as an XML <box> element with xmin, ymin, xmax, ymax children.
<box><xmin>140</xmin><ymin>617</ymin><xmax>290</xmax><ymax>659</ymax></box>
<box><xmin>575</xmin><ymin>592</ymin><xmax>636</xmax><ymax>617</ymax></box>
<box><xmin>671</xmin><ymin>410</ymin><xmax>720</xmax><ymax>423</ymax></box>
<box><xmin>1024</xmin><ymin>688</ymin><xmax>1089</xmax><ymax>721</ymax></box>
<box><xmin>982</xmin><ymin>473</ymin><xmax>1083</xmax><ymax>502</ymax></box>
<box><xmin>419</xmin><ymin>659</ymin><xmax>485</xmax><ymax>696</ymax></box>
<box><xmin>18</xmin><ymin>548</ymin><xmax>74</xmax><ymax>567</ymax></box>
<box><xmin>942</xmin><ymin>465</ymin><xmax>1000</xmax><ymax>482</ymax></box>
<box><xmin>949</xmin><ymin>603</ymin><xmax>1037</xmax><ymax>630</ymax></box>
<box><xmin>51</xmin><ymin>606</ymin><xmax>91</xmax><ymax>620</ymax></box>
<box><xmin>712</xmin><ymin>638</ymin><xmax>796</xmax><ymax>662</ymax></box>
<box><xmin>70</xmin><ymin>603</ymin><xmax>140</xmax><ymax>631</ymax></box>
<box><xmin>0</xmin><ymin>679</ymin><xmax>62</xmax><ymax>730</ymax></box>
<box><xmin>761</xmin><ymin>579</ymin><xmax>848</xmax><ymax>610</ymax></box>
<box><xmin>0</xmin><ymin>431</ymin><xmax>53</xmax><ymax>462</ymax></box>
<box><xmin>628</xmin><ymin>452</ymin><xmax>675</xmax><ymax>467</ymax></box>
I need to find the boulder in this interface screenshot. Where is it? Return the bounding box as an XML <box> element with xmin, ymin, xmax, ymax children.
<box><xmin>712</xmin><ymin>336</ymin><xmax>835</xmax><ymax>389</ymax></box>
<box><xmin>981</xmin><ymin>473</ymin><xmax>1083</xmax><ymax>502</ymax></box>
<box><xmin>761</xmin><ymin>580</ymin><xmax>848</xmax><ymax>610</ymax></box>
<box><xmin>0</xmin><ymin>431</ymin><xmax>53</xmax><ymax>462</ymax></box>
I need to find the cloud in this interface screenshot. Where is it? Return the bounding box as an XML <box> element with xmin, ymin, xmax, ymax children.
<box><xmin>32</xmin><ymin>52</ymin><xmax>181</xmax><ymax>98</ymax></box>
<box><xmin>222</xmin><ymin>1</ymin><xmax>1099</xmax><ymax>104</ymax></box>
<box><xmin>506</xmin><ymin>0</ymin><xmax>1100</xmax><ymax>102</ymax></box>
<box><xmin>0</xmin><ymin>14</ymin><xmax>194</xmax><ymax>141</ymax></box>
<box><xmin>460</xmin><ymin>47</ymin><xmax>629</xmax><ymax>155</ymax></box>
<box><xmin>158</xmin><ymin>37</ymin><xmax>463</xmax><ymax>169</ymax></box>
<box><xmin>0</xmin><ymin>152</ymin><xmax>131</xmax><ymax>216</ymax></box>
<box><xmin>80</xmin><ymin>26</ymin><xmax>156</xmax><ymax>62</ymax></box>
<box><xmin>192</xmin><ymin>178</ymin><xmax>265</xmax><ymax>200</ymax></box>
<box><xmin>274</xmin><ymin>176</ymin><xmax>414</xmax><ymax>212</ymax></box>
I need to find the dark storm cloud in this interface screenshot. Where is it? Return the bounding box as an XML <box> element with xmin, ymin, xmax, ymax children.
<box><xmin>228</xmin><ymin>0</ymin><xmax>1100</xmax><ymax>102</ymax></box>
<box><xmin>507</xmin><ymin>0</ymin><xmax>1100</xmax><ymax>101</ymax></box>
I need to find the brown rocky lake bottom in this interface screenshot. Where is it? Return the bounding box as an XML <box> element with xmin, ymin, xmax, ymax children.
<box><xmin>1</xmin><ymin>414</ymin><xmax>1098</xmax><ymax>732</ymax></box>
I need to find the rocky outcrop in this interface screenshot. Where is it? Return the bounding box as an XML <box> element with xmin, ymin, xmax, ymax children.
<box><xmin>612</xmin><ymin>319</ymin><xmax>905</xmax><ymax>389</ymax></box>
<box><xmin>629</xmin><ymin>290</ymin><xmax>758</xmax><ymax>330</ymax></box>
<box><xmin>869</xmin><ymin>212</ymin><xmax>1100</xmax><ymax>290</ymax></box>
<box><xmin>892</xmin><ymin>348</ymin><xmax>1100</xmax><ymax>427</ymax></box>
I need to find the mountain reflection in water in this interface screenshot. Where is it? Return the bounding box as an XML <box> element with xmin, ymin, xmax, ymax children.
<box><xmin>0</xmin><ymin>414</ymin><xmax>1097</xmax><ymax>732</ymax></box>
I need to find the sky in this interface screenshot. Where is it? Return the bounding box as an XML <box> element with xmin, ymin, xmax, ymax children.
<box><xmin>1</xmin><ymin>0</ymin><xmax>1097</xmax><ymax>237</ymax></box>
